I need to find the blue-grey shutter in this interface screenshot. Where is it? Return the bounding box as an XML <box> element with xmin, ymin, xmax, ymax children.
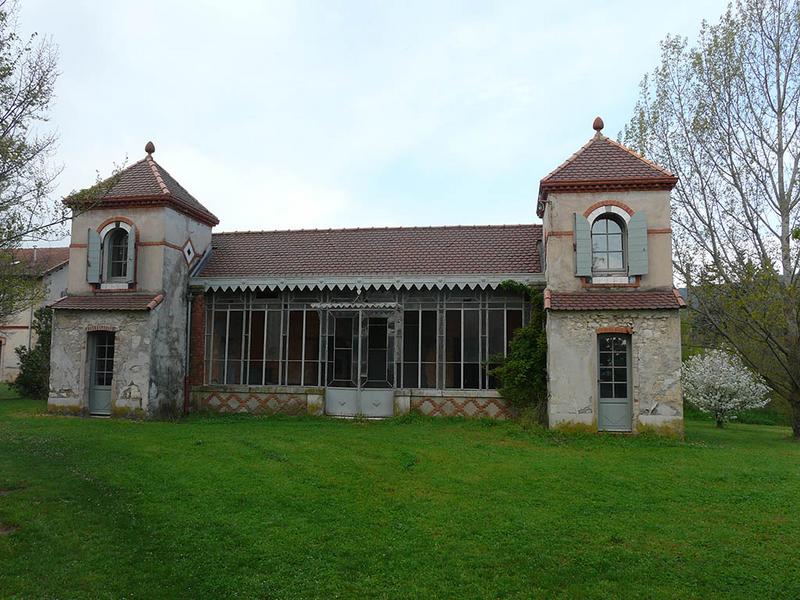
<box><xmin>86</xmin><ymin>229</ymin><xmax>101</xmax><ymax>283</ymax></box>
<box><xmin>627</xmin><ymin>211</ymin><xmax>649</xmax><ymax>276</ymax></box>
<box><xmin>574</xmin><ymin>213</ymin><xmax>592</xmax><ymax>277</ymax></box>
<box><xmin>125</xmin><ymin>227</ymin><xmax>136</xmax><ymax>283</ymax></box>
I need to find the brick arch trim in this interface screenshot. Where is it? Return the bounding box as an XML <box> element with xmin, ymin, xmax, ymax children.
<box><xmin>583</xmin><ymin>200</ymin><xmax>635</xmax><ymax>218</ymax></box>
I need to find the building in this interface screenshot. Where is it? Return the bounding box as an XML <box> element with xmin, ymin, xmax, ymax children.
<box><xmin>0</xmin><ymin>247</ymin><xmax>70</xmax><ymax>382</ymax></box>
<box><xmin>47</xmin><ymin>118</ymin><xmax>685</xmax><ymax>432</ymax></box>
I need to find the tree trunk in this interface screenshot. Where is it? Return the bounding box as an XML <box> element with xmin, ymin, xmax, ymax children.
<box><xmin>791</xmin><ymin>391</ymin><xmax>800</xmax><ymax>440</ymax></box>
<box><xmin>716</xmin><ymin>418</ymin><xmax>725</xmax><ymax>429</ymax></box>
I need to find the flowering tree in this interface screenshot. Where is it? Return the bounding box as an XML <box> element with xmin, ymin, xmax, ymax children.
<box><xmin>682</xmin><ymin>350</ymin><xmax>771</xmax><ymax>427</ymax></box>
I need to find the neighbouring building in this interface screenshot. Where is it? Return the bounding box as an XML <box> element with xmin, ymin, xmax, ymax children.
<box><xmin>1</xmin><ymin>247</ymin><xmax>70</xmax><ymax>382</ymax></box>
<box><xmin>47</xmin><ymin>117</ymin><xmax>685</xmax><ymax>432</ymax></box>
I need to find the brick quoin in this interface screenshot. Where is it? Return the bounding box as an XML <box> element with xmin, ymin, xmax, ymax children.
<box><xmin>189</xmin><ymin>292</ymin><xmax>205</xmax><ymax>386</ymax></box>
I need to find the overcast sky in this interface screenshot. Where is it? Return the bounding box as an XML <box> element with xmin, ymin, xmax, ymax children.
<box><xmin>22</xmin><ymin>0</ymin><xmax>728</xmax><ymax>239</ymax></box>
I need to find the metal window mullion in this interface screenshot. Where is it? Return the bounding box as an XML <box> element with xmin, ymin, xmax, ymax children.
<box><xmin>300</xmin><ymin>309</ymin><xmax>307</xmax><ymax>386</ymax></box>
<box><xmin>223</xmin><ymin>309</ymin><xmax>230</xmax><ymax>384</ymax></box>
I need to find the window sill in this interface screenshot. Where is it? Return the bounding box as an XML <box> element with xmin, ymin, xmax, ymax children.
<box><xmin>590</xmin><ymin>275</ymin><xmax>630</xmax><ymax>285</ymax></box>
<box><xmin>99</xmin><ymin>282</ymin><xmax>130</xmax><ymax>291</ymax></box>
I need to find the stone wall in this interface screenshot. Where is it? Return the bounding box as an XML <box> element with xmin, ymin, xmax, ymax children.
<box><xmin>546</xmin><ymin>309</ymin><xmax>683</xmax><ymax>433</ymax></box>
<box><xmin>398</xmin><ymin>389</ymin><xmax>514</xmax><ymax>419</ymax></box>
<box><xmin>191</xmin><ymin>385</ymin><xmax>325</xmax><ymax>416</ymax></box>
<box><xmin>48</xmin><ymin>309</ymin><xmax>154</xmax><ymax>416</ymax></box>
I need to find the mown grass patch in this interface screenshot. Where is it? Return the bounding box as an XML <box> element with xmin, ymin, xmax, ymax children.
<box><xmin>1</xmin><ymin>384</ymin><xmax>798</xmax><ymax>599</ymax></box>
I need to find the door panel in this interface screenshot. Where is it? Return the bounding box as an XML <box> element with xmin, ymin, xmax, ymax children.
<box><xmin>88</xmin><ymin>331</ymin><xmax>114</xmax><ymax>416</ymax></box>
<box><xmin>597</xmin><ymin>334</ymin><xmax>631</xmax><ymax>432</ymax></box>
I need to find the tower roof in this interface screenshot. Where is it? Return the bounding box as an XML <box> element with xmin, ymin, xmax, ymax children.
<box><xmin>66</xmin><ymin>142</ymin><xmax>219</xmax><ymax>226</ymax></box>
<box><xmin>536</xmin><ymin>118</ymin><xmax>677</xmax><ymax>217</ymax></box>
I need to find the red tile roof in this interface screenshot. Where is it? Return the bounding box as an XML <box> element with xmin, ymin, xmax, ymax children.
<box><xmin>9</xmin><ymin>247</ymin><xmax>70</xmax><ymax>275</ymax></box>
<box><xmin>545</xmin><ymin>289</ymin><xmax>685</xmax><ymax>311</ymax></box>
<box><xmin>50</xmin><ymin>294</ymin><xmax>164</xmax><ymax>311</ymax></box>
<box><xmin>536</xmin><ymin>131</ymin><xmax>677</xmax><ymax>217</ymax></box>
<box><xmin>65</xmin><ymin>150</ymin><xmax>219</xmax><ymax>226</ymax></box>
<box><xmin>196</xmin><ymin>224</ymin><xmax>542</xmax><ymax>278</ymax></box>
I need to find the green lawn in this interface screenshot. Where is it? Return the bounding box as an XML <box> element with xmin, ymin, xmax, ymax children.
<box><xmin>1</xmin><ymin>385</ymin><xmax>799</xmax><ymax>599</ymax></box>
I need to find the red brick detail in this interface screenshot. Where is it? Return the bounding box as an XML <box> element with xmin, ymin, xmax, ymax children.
<box><xmin>597</xmin><ymin>326</ymin><xmax>633</xmax><ymax>335</ymax></box>
<box><xmin>189</xmin><ymin>293</ymin><xmax>206</xmax><ymax>386</ymax></box>
<box><xmin>410</xmin><ymin>396</ymin><xmax>513</xmax><ymax>419</ymax></box>
<box><xmin>583</xmin><ymin>200</ymin><xmax>635</xmax><ymax>217</ymax></box>
<box><xmin>87</xmin><ymin>325</ymin><xmax>117</xmax><ymax>332</ymax></box>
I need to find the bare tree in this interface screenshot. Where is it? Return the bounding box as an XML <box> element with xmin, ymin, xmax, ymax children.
<box><xmin>623</xmin><ymin>0</ymin><xmax>800</xmax><ymax>437</ymax></box>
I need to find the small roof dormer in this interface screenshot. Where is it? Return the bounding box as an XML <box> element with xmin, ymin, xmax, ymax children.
<box><xmin>65</xmin><ymin>141</ymin><xmax>219</xmax><ymax>227</ymax></box>
<box><xmin>536</xmin><ymin>117</ymin><xmax>678</xmax><ymax>217</ymax></box>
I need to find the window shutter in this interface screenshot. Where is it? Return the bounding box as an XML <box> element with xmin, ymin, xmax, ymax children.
<box><xmin>125</xmin><ymin>227</ymin><xmax>136</xmax><ymax>283</ymax></box>
<box><xmin>86</xmin><ymin>229</ymin><xmax>101</xmax><ymax>283</ymax></box>
<box><xmin>627</xmin><ymin>211</ymin><xmax>649</xmax><ymax>276</ymax></box>
<box><xmin>574</xmin><ymin>213</ymin><xmax>592</xmax><ymax>277</ymax></box>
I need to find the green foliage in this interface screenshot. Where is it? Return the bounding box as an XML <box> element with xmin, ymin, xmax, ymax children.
<box><xmin>490</xmin><ymin>281</ymin><xmax>548</xmax><ymax>423</ymax></box>
<box><xmin>0</xmin><ymin>396</ymin><xmax>799</xmax><ymax>598</ymax></box>
<box><xmin>11</xmin><ymin>307</ymin><xmax>51</xmax><ymax>400</ymax></box>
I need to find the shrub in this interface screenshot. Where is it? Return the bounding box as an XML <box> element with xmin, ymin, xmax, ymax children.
<box><xmin>682</xmin><ymin>349</ymin><xmax>770</xmax><ymax>428</ymax></box>
<box><xmin>490</xmin><ymin>281</ymin><xmax>548</xmax><ymax>424</ymax></box>
<box><xmin>12</xmin><ymin>307</ymin><xmax>52</xmax><ymax>400</ymax></box>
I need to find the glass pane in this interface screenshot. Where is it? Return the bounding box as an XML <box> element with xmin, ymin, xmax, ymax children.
<box><xmin>368</xmin><ymin>318</ymin><xmax>387</xmax><ymax>350</ymax></box>
<box><xmin>614</xmin><ymin>383</ymin><xmax>628</xmax><ymax>399</ymax></box>
<box><xmin>266</xmin><ymin>312</ymin><xmax>281</xmax><ymax>359</ymax></box>
<box><xmin>599</xmin><ymin>367</ymin><xmax>612</xmax><ymax>382</ymax></box>
<box><xmin>592</xmin><ymin>219</ymin><xmax>607</xmax><ymax>234</ymax></box>
<box><xmin>304</xmin><ymin>362</ymin><xmax>318</xmax><ymax>386</ymax></box>
<box><xmin>613</xmin><ymin>351</ymin><xmax>627</xmax><ymax>367</ymax></box>
<box><xmin>264</xmin><ymin>361</ymin><xmax>280</xmax><ymax>385</ymax></box>
<box><xmin>599</xmin><ymin>353</ymin><xmax>613</xmax><ymax>366</ymax></box>
<box><xmin>335</xmin><ymin>317</ymin><xmax>353</xmax><ymax>349</ymax></box>
<box><xmin>420</xmin><ymin>311</ymin><xmax>437</xmax><ymax>362</ymax></box>
<box><xmin>445</xmin><ymin>310</ymin><xmax>461</xmax><ymax>362</ymax></box>
<box><xmin>403</xmin><ymin>363</ymin><xmax>419</xmax><ymax>388</ymax></box>
<box><xmin>247</xmin><ymin>361</ymin><xmax>263</xmax><ymax>385</ymax></box>
<box><xmin>592</xmin><ymin>235</ymin><xmax>607</xmax><ymax>251</ymax></box>
<box><xmin>249</xmin><ymin>311</ymin><xmax>265</xmax><ymax>361</ymax></box>
<box><xmin>305</xmin><ymin>312</ymin><xmax>320</xmax><ymax>360</ymax></box>
<box><xmin>445</xmin><ymin>363</ymin><xmax>460</xmax><ymax>388</ymax></box>
<box><xmin>608</xmin><ymin>234</ymin><xmax>622</xmax><ymax>251</ymax></box>
<box><xmin>614</xmin><ymin>337</ymin><xmax>628</xmax><ymax>351</ymax></box>
<box><xmin>463</xmin><ymin>364</ymin><xmax>480</xmax><ymax>389</ymax></box>
<box><xmin>286</xmin><ymin>361</ymin><xmax>301</xmax><ymax>385</ymax></box>
<box><xmin>334</xmin><ymin>349</ymin><xmax>351</xmax><ymax>380</ymax></box>
<box><xmin>212</xmin><ymin>312</ymin><xmax>227</xmax><ymax>363</ymax></box>
<box><xmin>608</xmin><ymin>252</ymin><xmax>624</xmax><ymax>270</ymax></box>
<box><xmin>599</xmin><ymin>337</ymin><xmax>613</xmax><ymax>351</ymax></box>
<box><xmin>420</xmin><ymin>363</ymin><xmax>436</xmax><ymax>388</ymax></box>
<box><xmin>487</xmin><ymin>310</ymin><xmax>504</xmax><ymax>356</ymax></box>
<box><xmin>403</xmin><ymin>311</ymin><xmax>419</xmax><ymax>362</ymax></box>
<box><xmin>226</xmin><ymin>360</ymin><xmax>241</xmax><ymax>384</ymax></box>
<box><xmin>506</xmin><ymin>310</ymin><xmax>522</xmax><ymax>352</ymax></box>
<box><xmin>287</xmin><ymin>311</ymin><xmax>303</xmax><ymax>360</ymax></box>
<box><xmin>210</xmin><ymin>360</ymin><xmax>224</xmax><ymax>384</ymax></box>
<box><xmin>227</xmin><ymin>311</ymin><xmax>244</xmax><ymax>361</ymax></box>
<box><xmin>463</xmin><ymin>310</ymin><xmax>479</xmax><ymax>362</ymax></box>
<box><xmin>600</xmin><ymin>383</ymin><xmax>613</xmax><ymax>398</ymax></box>
<box><xmin>593</xmin><ymin>254</ymin><xmax>608</xmax><ymax>271</ymax></box>
<box><xmin>606</xmin><ymin>218</ymin><xmax>621</xmax><ymax>234</ymax></box>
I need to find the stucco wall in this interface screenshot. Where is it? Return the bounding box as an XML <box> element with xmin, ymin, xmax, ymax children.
<box><xmin>48</xmin><ymin>309</ymin><xmax>155</xmax><ymax>416</ymax></box>
<box><xmin>543</xmin><ymin>189</ymin><xmax>674</xmax><ymax>291</ymax></box>
<box><xmin>1</xmin><ymin>264</ymin><xmax>69</xmax><ymax>381</ymax></box>
<box><xmin>546</xmin><ymin>309</ymin><xmax>683</xmax><ymax>433</ymax></box>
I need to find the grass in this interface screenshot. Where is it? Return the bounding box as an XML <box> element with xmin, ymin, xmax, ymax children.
<box><xmin>1</xmin><ymin>385</ymin><xmax>799</xmax><ymax>599</ymax></box>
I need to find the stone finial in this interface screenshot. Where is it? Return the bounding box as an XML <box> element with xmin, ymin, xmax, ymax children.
<box><xmin>592</xmin><ymin>116</ymin><xmax>604</xmax><ymax>133</ymax></box>
<box><xmin>145</xmin><ymin>141</ymin><xmax>155</xmax><ymax>154</ymax></box>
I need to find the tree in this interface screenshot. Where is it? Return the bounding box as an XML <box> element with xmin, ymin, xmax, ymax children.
<box><xmin>0</xmin><ymin>0</ymin><xmax>60</xmax><ymax>324</ymax></box>
<box><xmin>12</xmin><ymin>306</ymin><xmax>52</xmax><ymax>399</ymax></box>
<box><xmin>682</xmin><ymin>350</ymin><xmax>771</xmax><ymax>427</ymax></box>
<box><xmin>623</xmin><ymin>0</ymin><xmax>800</xmax><ymax>438</ymax></box>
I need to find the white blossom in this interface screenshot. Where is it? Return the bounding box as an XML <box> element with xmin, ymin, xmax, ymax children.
<box><xmin>682</xmin><ymin>350</ymin><xmax>771</xmax><ymax>426</ymax></box>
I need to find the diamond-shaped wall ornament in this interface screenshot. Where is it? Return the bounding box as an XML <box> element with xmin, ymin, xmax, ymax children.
<box><xmin>182</xmin><ymin>240</ymin><xmax>196</xmax><ymax>264</ymax></box>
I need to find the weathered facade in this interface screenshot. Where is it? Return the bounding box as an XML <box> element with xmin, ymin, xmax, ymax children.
<box><xmin>48</xmin><ymin>118</ymin><xmax>684</xmax><ymax>432</ymax></box>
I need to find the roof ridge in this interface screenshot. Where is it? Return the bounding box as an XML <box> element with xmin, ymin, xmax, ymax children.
<box><xmin>211</xmin><ymin>223</ymin><xmax>542</xmax><ymax>236</ymax></box>
<box><xmin>145</xmin><ymin>155</ymin><xmax>170</xmax><ymax>195</ymax></box>
<box><xmin>539</xmin><ymin>135</ymin><xmax>599</xmax><ymax>182</ymax></box>
<box><xmin>603</xmin><ymin>136</ymin><xmax>675</xmax><ymax>177</ymax></box>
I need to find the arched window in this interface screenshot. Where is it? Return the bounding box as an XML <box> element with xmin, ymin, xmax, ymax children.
<box><xmin>591</xmin><ymin>214</ymin><xmax>625</xmax><ymax>272</ymax></box>
<box><xmin>105</xmin><ymin>228</ymin><xmax>129</xmax><ymax>280</ymax></box>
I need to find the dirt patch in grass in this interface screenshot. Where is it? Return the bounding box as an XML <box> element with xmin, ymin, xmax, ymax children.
<box><xmin>0</xmin><ymin>523</ymin><xmax>19</xmax><ymax>535</ymax></box>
